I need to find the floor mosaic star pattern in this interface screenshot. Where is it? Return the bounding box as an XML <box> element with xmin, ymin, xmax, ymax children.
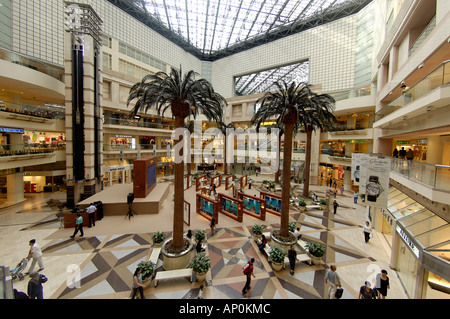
<box><xmin>31</xmin><ymin>198</ymin><xmax>372</xmax><ymax>299</ymax></box>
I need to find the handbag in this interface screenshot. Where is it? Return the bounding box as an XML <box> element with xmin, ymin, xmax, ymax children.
<box><xmin>335</xmin><ymin>287</ymin><xmax>343</xmax><ymax>299</ymax></box>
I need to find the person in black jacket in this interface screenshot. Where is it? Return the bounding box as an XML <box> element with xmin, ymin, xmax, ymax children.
<box><xmin>27</xmin><ymin>272</ymin><xmax>46</xmax><ymax>299</ymax></box>
<box><xmin>288</xmin><ymin>245</ymin><xmax>298</xmax><ymax>275</ymax></box>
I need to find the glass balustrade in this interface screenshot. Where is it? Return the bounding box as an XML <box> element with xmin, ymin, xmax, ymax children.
<box><xmin>391</xmin><ymin>157</ymin><xmax>450</xmax><ymax>192</ymax></box>
<box><xmin>104</xmin><ymin>116</ymin><xmax>174</xmax><ymax>130</ymax></box>
<box><xmin>0</xmin><ymin>100</ymin><xmax>65</xmax><ymax>120</ymax></box>
<box><xmin>376</xmin><ymin>60</ymin><xmax>450</xmax><ymax>120</ymax></box>
<box><xmin>0</xmin><ymin>144</ymin><xmax>62</xmax><ymax>157</ymax></box>
<box><xmin>0</xmin><ymin>47</ymin><xmax>64</xmax><ymax>81</ymax></box>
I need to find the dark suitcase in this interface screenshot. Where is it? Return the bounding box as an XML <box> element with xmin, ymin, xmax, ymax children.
<box><xmin>335</xmin><ymin>287</ymin><xmax>343</xmax><ymax>299</ymax></box>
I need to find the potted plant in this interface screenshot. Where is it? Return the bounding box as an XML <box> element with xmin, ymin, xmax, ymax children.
<box><xmin>268</xmin><ymin>245</ymin><xmax>287</xmax><ymax>271</ymax></box>
<box><xmin>319</xmin><ymin>199</ymin><xmax>328</xmax><ymax>210</ymax></box>
<box><xmin>305</xmin><ymin>241</ymin><xmax>325</xmax><ymax>265</ymax></box>
<box><xmin>152</xmin><ymin>231</ymin><xmax>166</xmax><ymax>247</ymax></box>
<box><xmin>190</xmin><ymin>252</ymin><xmax>211</xmax><ymax>282</ymax></box>
<box><xmin>288</xmin><ymin>222</ymin><xmax>296</xmax><ymax>233</ymax></box>
<box><xmin>298</xmin><ymin>198</ymin><xmax>307</xmax><ymax>212</ymax></box>
<box><xmin>137</xmin><ymin>260</ymin><xmax>156</xmax><ymax>282</ymax></box>
<box><xmin>194</xmin><ymin>229</ymin><xmax>206</xmax><ymax>243</ymax></box>
<box><xmin>251</xmin><ymin>223</ymin><xmax>264</xmax><ymax>242</ymax></box>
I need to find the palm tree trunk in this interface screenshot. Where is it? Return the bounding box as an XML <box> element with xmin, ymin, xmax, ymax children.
<box><xmin>275</xmin><ymin>133</ymin><xmax>281</xmax><ymax>183</ymax></box>
<box><xmin>223</xmin><ymin>138</ymin><xmax>228</xmax><ymax>175</ymax></box>
<box><xmin>173</xmin><ymin>116</ymin><xmax>185</xmax><ymax>248</ymax></box>
<box><xmin>303</xmin><ymin>126</ymin><xmax>313</xmax><ymax>198</ymax></box>
<box><xmin>280</xmin><ymin>123</ymin><xmax>294</xmax><ymax>237</ymax></box>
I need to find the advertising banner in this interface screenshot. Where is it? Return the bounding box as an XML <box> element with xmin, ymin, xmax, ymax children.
<box><xmin>364</xmin><ymin>157</ymin><xmax>391</xmax><ymax>208</ymax></box>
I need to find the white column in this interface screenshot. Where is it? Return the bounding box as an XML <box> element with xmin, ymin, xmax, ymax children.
<box><xmin>6</xmin><ymin>173</ymin><xmax>25</xmax><ymax>205</ymax></box>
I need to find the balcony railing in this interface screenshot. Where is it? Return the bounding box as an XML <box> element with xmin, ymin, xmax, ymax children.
<box><xmin>0</xmin><ymin>144</ymin><xmax>63</xmax><ymax>157</ymax></box>
<box><xmin>0</xmin><ymin>47</ymin><xmax>64</xmax><ymax>81</ymax></box>
<box><xmin>0</xmin><ymin>101</ymin><xmax>65</xmax><ymax>120</ymax></box>
<box><xmin>391</xmin><ymin>157</ymin><xmax>450</xmax><ymax>192</ymax></box>
<box><xmin>376</xmin><ymin>60</ymin><xmax>450</xmax><ymax>120</ymax></box>
<box><xmin>103</xmin><ymin>144</ymin><xmax>169</xmax><ymax>152</ymax></box>
<box><xmin>104</xmin><ymin>116</ymin><xmax>174</xmax><ymax>130</ymax></box>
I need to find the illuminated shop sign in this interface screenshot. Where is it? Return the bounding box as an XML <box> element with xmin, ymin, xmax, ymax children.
<box><xmin>0</xmin><ymin>127</ymin><xmax>24</xmax><ymax>133</ymax></box>
<box><xmin>397</xmin><ymin>141</ymin><xmax>410</xmax><ymax>145</ymax></box>
<box><xmin>346</xmin><ymin>140</ymin><xmax>368</xmax><ymax>143</ymax></box>
<box><xmin>396</xmin><ymin>225</ymin><xmax>420</xmax><ymax>258</ymax></box>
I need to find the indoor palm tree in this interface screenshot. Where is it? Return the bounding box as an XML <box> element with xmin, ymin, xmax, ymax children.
<box><xmin>252</xmin><ymin>81</ymin><xmax>335</xmax><ymax>237</ymax></box>
<box><xmin>299</xmin><ymin>92</ymin><xmax>336</xmax><ymax>197</ymax></box>
<box><xmin>218</xmin><ymin>121</ymin><xmax>236</xmax><ymax>175</ymax></box>
<box><xmin>127</xmin><ymin>67</ymin><xmax>225</xmax><ymax>249</ymax></box>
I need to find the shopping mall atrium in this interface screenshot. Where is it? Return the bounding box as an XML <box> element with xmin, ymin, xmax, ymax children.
<box><xmin>0</xmin><ymin>0</ymin><xmax>449</xmax><ymax>300</ymax></box>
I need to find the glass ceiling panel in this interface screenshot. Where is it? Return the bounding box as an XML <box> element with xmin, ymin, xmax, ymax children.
<box><xmin>132</xmin><ymin>0</ymin><xmax>368</xmax><ymax>55</ymax></box>
<box><xmin>235</xmin><ymin>60</ymin><xmax>309</xmax><ymax>95</ymax></box>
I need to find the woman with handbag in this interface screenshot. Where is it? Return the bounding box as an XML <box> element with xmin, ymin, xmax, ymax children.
<box><xmin>324</xmin><ymin>264</ymin><xmax>342</xmax><ymax>299</ymax></box>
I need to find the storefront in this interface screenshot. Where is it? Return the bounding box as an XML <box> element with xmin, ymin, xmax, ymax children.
<box><xmin>102</xmin><ymin>160</ymin><xmax>132</xmax><ymax>187</ymax></box>
<box><xmin>394</xmin><ymin>139</ymin><xmax>428</xmax><ymax>161</ymax></box>
<box><xmin>22</xmin><ymin>131</ymin><xmax>66</xmax><ymax>149</ymax></box>
<box><xmin>376</xmin><ymin>186</ymin><xmax>450</xmax><ymax>299</ymax></box>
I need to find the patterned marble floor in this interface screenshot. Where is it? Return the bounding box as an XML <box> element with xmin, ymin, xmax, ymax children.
<box><xmin>0</xmin><ymin>180</ymin><xmax>408</xmax><ymax>300</ymax></box>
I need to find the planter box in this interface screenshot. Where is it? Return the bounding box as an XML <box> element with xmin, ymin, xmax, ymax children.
<box><xmin>161</xmin><ymin>237</ymin><xmax>194</xmax><ymax>270</ymax></box>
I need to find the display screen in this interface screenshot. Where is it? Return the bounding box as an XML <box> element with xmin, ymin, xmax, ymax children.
<box><xmin>200</xmin><ymin>198</ymin><xmax>214</xmax><ymax>217</ymax></box>
<box><xmin>147</xmin><ymin>164</ymin><xmax>156</xmax><ymax>189</ymax></box>
<box><xmin>265</xmin><ymin>196</ymin><xmax>281</xmax><ymax>213</ymax></box>
<box><xmin>221</xmin><ymin>198</ymin><xmax>238</xmax><ymax>217</ymax></box>
<box><xmin>242</xmin><ymin>196</ymin><xmax>261</xmax><ymax>216</ymax></box>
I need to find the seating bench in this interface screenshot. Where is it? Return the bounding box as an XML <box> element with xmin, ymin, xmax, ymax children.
<box><xmin>149</xmin><ymin>248</ymin><xmax>161</xmax><ymax>274</ymax></box>
<box><xmin>306</xmin><ymin>205</ymin><xmax>321</xmax><ymax>210</ymax></box>
<box><xmin>154</xmin><ymin>268</ymin><xmax>192</xmax><ymax>287</ymax></box>
<box><xmin>297</xmin><ymin>239</ymin><xmax>307</xmax><ymax>251</ymax></box>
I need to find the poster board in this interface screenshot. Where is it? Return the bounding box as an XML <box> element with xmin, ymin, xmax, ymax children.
<box><xmin>259</xmin><ymin>191</ymin><xmax>282</xmax><ymax>216</ymax></box>
<box><xmin>218</xmin><ymin>193</ymin><xmax>243</xmax><ymax>222</ymax></box>
<box><xmin>196</xmin><ymin>174</ymin><xmax>208</xmax><ymax>191</ymax></box>
<box><xmin>238</xmin><ymin>192</ymin><xmax>266</xmax><ymax>220</ymax></box>
<box><xmin>196</xmin><ymin>193</ymin><xmax>219</xmax><ymax>223</ymax></box>
<box><xmin>184</xmin><ymin>175</ymin><xmax>193</xmax><ymax>190</ymax></box>
<box><xmin>184</xmin><ymin>200</ymin><xmax>190</xmax><ymax>226</ymax></box>
<box><xmin>240</xmin><ymin>174</ymin><xmax>248</xmax><ymax>189</ymax></box>
<box><xmin>225</xmin><ymin>174</ymin><xmax>235</xmax><ymax>190</ymax></box>
<box><xmin>133</xmin><ymin>156</ymin><xmax>157</xmax><ymax>198</ymax></box>
<box><xmin>211</xmin><ymin>174</ymin><xmax>221</xmax><ymax>188</ymax></box>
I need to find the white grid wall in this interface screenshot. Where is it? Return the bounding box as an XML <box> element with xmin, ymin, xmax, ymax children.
<box><xmin>211</xmin><ymin>15</ymin><xmax>358</xmax><ymax>98</ymax></box>
<box><xmin>10</xmin><ymin>0</ymin><xmax>202</xmax><ymax>73</ymax></box>
<box><xmin>11</xmin><ymin>0</ymin><xmax>65</xmax><ymax>65</ymax></box>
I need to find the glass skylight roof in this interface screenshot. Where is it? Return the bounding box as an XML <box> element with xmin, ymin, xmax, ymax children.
<box><xmin>112</xmin><ymin>0</ymin><xmax>371</xmax><ymax>59</ymax></box>
<box><xmin>235</xmin><ymin>60</ymin><xmax>309</xmax><ymax>95</ymax></box>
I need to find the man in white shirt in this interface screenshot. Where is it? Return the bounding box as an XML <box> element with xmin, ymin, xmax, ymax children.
<box><xmin>85</xmin><ymin>203</ymin><xmax>97</xmax><ymax>228</ymax></box>
<box><xmin>26</xmin><ymin>239</ymin><xmax>44</xmax><ymax>274</ymax></box>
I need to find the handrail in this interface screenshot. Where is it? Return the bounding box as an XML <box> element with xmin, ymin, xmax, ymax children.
<box><xmin>376</xmin><ymin>59</ymin><xmax>450</xmax><ymax>120</ymax></box>
<box><xmin>390</xmin><ymin>156</ymin><xmax>450</xmax><ymax>192</ymax></box>
<box><xmin>0</xmin><ymin>46</ymin><xmax>64</xmax><ymax>81</ymax></box>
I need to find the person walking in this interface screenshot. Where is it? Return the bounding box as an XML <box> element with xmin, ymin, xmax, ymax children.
<box><xmin>26</xmin><ymin>239</ymin><xmax>44</xmax><ymax>274</ymax></box>
<box><xmin>333</xmin><ymin>188</ymin><xmax>337</xmax><ymax>198</ymax></box>
<box><xmin>197</xmin><ymin>284</ymin><xmax>204</xmax><ymax>299</ymax></box>
<box><xmin>27</xmin><ymin>272</ymin><xmax>47</xmax><ymax>299</ymax></box>
<box><xmin>210</xmin><ymin>218</ymin><xmax>216</xmax><ymax>236</ymax></box>
<box><xmin>130</xmin><ymin>268</ymin><xmax>145</xmax><ymax>299</ymax></box>
<box><xmin>359</xmin><ymin>281</ymin><xmax>377</xmax><ymax>299</ymax></box>
<box><xmin>363</xmin><ymin>221</ymin><xmax>372</xmax><ymax>243</ymax></box>
<box><xmin>393</xmin><ymin>148</ymin><xmax>399</xmax><ymax>158</ymax></box>
<box><xmin>71</xmin><ymin>214</ymin><xmax>84</xmax><ymax>238</ymax></box>
<box><xmin>333</xmin><ymin>200</ymin><xmax>339</xmax><ymax>215</ymax></box>
<box><xmin>85</xmin><ymin>203</ymin><xmax>97</xmax><ymax>228</ymax></box>
<box><xmin>324</xmin><ymin>265</ymin><xmax>341</xmax><ymax>299</ymax></box>
<box><xmin>375</xmin><ymin>270</ymin><xmax>390</xmax><ymax>299</ymax></box>
<box><xmin>353</xmin><ymin>192</ymin><xmax>359</xmax><ymax>204</ymax></box>
<box><xmin>248</xmin><ymin>178</ymin><xmax>252</xmax><ymax>189</ymax></box>
<box><xmin>288</xmin><ymin>245</ymin><xmax>298</xmax><ymax>275</ymax></box>
<box><xmin>242</xmin><ymin>258</ymin><xmax>255</xmax><ymax>296</ymax></box>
